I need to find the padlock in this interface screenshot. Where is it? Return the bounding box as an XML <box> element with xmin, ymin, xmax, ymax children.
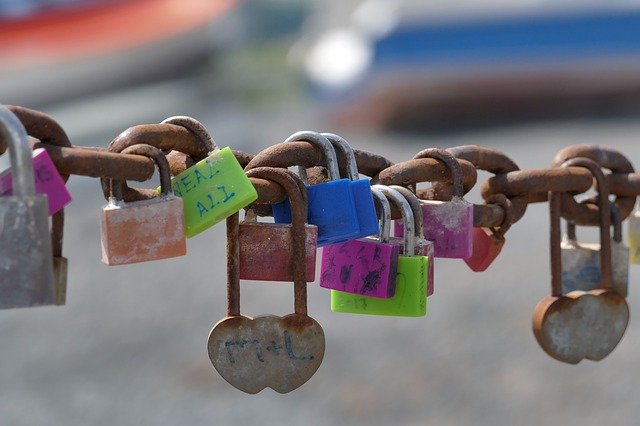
<box><xmin>388</xmin><ymin>185</ymin><xmax>435</xmax><ymax>296</ymax></box>
<box><xmin>395</xmin><ymin>148</ymin><xmax>473</xmax><ymax>258</ymax></box>
<box><xmin>161</xmin><ymin>116</ymin><xmax>257</xmax><ymax>238</ymax></box>
<box><xmin>101</xmin><ymin>144</ymin><xmax>187</xmax><ymax>265</ymax></box>
<box><xmin>0</xmin><ymin>105</ymin><xmax>55</xmax><ymax>309</ymax></box>
<box><xmin>52</xmin><ymin>209</ymin><xmax>67</xmax><ymax>305</ymax></box>
<box><xmin>464</xmin><ymin>194</ymin><xmax>512</xmax><ymax>272</ymax></box>
<box><xmin>271</xmin><ymin>131</ymin><xmax>360</xmax><ymax>246</ymax></box>
<box><xmin>331</xmin><ymin>185</ymin><xmax>428</xmax><ymax>317</ymax></box>
<box><xmin>320</xmin><ymin>187</ymin><xmax>399</xmax><ymax>298</ymax></box>
<box><xmin>238</xmin><ymin>168</ymin><xmax>318</xmax><ymax>282</ymax></box>
<box><xmin>321</xmin><ymin>133</ymin><xmax>379</xmax><ymax>238</ymax></box>
<box><xmin>628</xmin><ymin>203</ymin><xmax>640</xmax><ymax>264</ymax></box>
<box><xmin>533</xmin><ymin>157</ymin><xmax>628</xmax><ymax>364</ymax></box>
<box><xmin>561</xmin><ymin>201</ymin><xmax>629</xmax><ymax>297</ymax></box>
<box><xmin>208</xmin><ymin>168</ymin><xmax>325</xmax><ymax>394</ymax></box>
<box><xmin>0</xmin><ymin>147</ymin><xmax>71</xmax><ymax>215</ymax></box>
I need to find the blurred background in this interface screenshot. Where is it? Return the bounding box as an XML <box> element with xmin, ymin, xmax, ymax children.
<box><xmin>1</xmin><ymin>1</ymin><xmax>640</xmax><ymax>425</ymax></box>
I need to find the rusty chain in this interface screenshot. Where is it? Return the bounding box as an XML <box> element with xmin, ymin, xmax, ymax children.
<box><xmin>2</xmin><ymin>105</ymin><xmax>639</xmax><ymax>231</ymax></box>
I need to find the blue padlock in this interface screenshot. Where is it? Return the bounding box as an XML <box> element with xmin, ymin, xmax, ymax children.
<box><xmin>271</xmin><ymin>131</ymin><xmax>360</xmax><ymax>246</ymax></box>
<box><xmin>321</xmin><ymin>133</ymin><xmax>379</xmax><ymax>239</ymax></box>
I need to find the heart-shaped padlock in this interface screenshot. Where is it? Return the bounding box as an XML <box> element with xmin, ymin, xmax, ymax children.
<box><xmin>208</xmin><ymin>167</ymin><xmax>324</xmax><ymax>394</ymax></box>
<box><xmin>533</xmin><ymin>158</ymin><xmax>629</xmax><ymax>364</ymax></box>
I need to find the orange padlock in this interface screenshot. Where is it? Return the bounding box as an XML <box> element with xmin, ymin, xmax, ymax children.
<box><xmin>464</xmin><ymin>194</ymin><xmax>512</xmax><ymax>272</ymax></box>
<box><xmin>100</xmin><ymin>144</ymin><xmax>186</xmax><ymax>265</ymax></box>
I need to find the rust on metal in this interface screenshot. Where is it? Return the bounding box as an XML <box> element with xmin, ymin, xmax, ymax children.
<box><xmin>109</xmin><ymin>123</ymin><xmax>209</xmax><ymax>161</ymax></box>
<box><xmin>209</xmin><ymin>167</ymin><xmax>325</xmax><ymax>394</ymax></box>
<box><xmin>373</xmin><ymin>158</ymin><xmax>477</xmax><ymax>191</ymax></box>
<box><xmin>481</xmin><ymin>167</ymin><xmax>593</xmax><ymax>198</ymax></box>
<box><xmin>442</xmin><ymin>145</ymin><xmax>528</xmax><ymax>227</ymax></box>
<box><xmin>32</xmin><ymin>143</ymin><xmax>156</xmax><ymax>181</ymax></box>
<box><xmin>532</xmin><ymin>165</ymin><xmax>628</xmax><ymax>365</ymax></box>
<box><xmin>552</xmin><ymin>145</ymin><xmax>636</xmax><ymax>225</ymax></box>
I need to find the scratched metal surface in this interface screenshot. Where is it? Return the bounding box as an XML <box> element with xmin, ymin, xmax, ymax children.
<box><xmin>1</xmin><ymin>81</ymin><xmax>640</xmax><ymax>425</ymax></box>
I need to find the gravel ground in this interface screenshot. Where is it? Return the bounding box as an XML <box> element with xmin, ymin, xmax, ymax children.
<box><xmin>1</xmin><ymin>79</ymin><xmax>640</xmax><ymax>426</ymax></box>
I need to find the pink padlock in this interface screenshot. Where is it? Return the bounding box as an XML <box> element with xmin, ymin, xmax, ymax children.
<box><xmin>395</xmin><ymin>149</ymin><xmax>473</xmax><ymax>259</ymax></box>
<box><xmin>0</xmin><ymin>147</ymin><xmax>71</xmax><ymax>215</ymax></box>
<box><xmin>388</xmin><ymin>185</ymin><xmax>435</xmax><ymax>297</ymax></box>
<box><xmin>320</xmin><ymin>187</ymin><xmax>399</xmax><ymax>298</ymax></box>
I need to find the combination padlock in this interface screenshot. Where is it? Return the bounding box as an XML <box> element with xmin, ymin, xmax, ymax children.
<box><xmin>322</xmin><ymin>133</ymin><xmax>379</xmax><ymax>238</ymax></box>
<box><xmin>320</xmin><ymin>187</ymin><xmax>399</xmax><ymax>298</ymax></box>
<box><xmin>238</xmin><ymin>167</ymin><xmax>318</xmax><ymax>282</ymax></box>
<box><xmin>101</xmin><ymin>144</ymin><xmax>187</xmax><ymax>265</ymax></box>
<box><xmin>561</xmin><ymin>201</ymin><xmax>629</xmax><ymax>297</ymax></box>
<box><xmin>0</xmin><ymin>147</ymin><xmax>71</xmax><ymax>215</ymax></box>
<box><xmin>0</xmin><ymin>105</ymin><xmax>55</xmax><ymax>309</ymax></box>
<box><xmin>395</xmin><ymin>148</ymin><xmax>473</xmax><ymax>259</ymax></box>
<box><xmin>271</xmin><ymin>131</ymin><xmax>360</xmax><ymax>246</ymax></box>
<box><xmin>208</xmin><ymin>167</ymin><xmax>325</xmax><ymax>394</ymax></box>
<box><xmin>161</xmin><ymin>116</ymin><xmax>258</xmax><ymax>238</ymax></box>
<box><xmin>331</xmin><ymin>185</ymin><xmax>428</xmax><ymax>317</ymax></box>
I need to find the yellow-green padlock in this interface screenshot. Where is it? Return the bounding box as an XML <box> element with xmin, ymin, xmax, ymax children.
<box><xmin>629</xmin><ymin>203</ymin><xmax>640</xmax><ymax>264</ymax></box>
<box><xmin>161</xmin><ymin>116</ymin><xmax>257</xmax><ymax>238</ymax></box>
<box><xmin>331</xmin><ymin>185</ymin><xmax>428</xmax><ymax>317</ymax></box>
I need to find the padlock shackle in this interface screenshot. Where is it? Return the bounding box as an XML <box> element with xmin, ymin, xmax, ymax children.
<box><xmin>0</xmin><ymin>106</ymin><xmax>35</xmax><ymax>197</ymax></box>
<box><xmin>413</xmin><ymin>148</ymin><xmax>464</xmax><ymax>198</ymax></box>
<box><xmin>550</xmin><ymin>157</ymin><xmax>612</xmax><ymax>296</ymax></box>
<box><xmin>284</xmin><ymin>131</ymin><xmax>340</xmax><ymax>183</ymax></box>
<box><xmin>321</xmin><ymin>133</ymin><xmax>359</xmax><ymax>181</ymax></box>
<box><xmin>235</xmin><ymin>167</ymin><xmax>310</xmax><ymax>316</ymax></box>
<box><xmin>109</xmin><ymin>144</ymin><xmax>172</xmax><ymax>200</ymax></box>
<box><xmin>571</xmin><ymin>198</ymin><xmax>623</xmax><ymax>243</ymax></box>
<box><xmin>373</xmin><ymin>185</ymin><xmax>415</xmax><ymax>256</ymax></box>
<box><xmin>389</xmin><ymin>185</ymin><xmax>425</xmax><ymax>243</ymax></box>
<box><xmin>371</xmin><ymin>188</ymin><xmax>391</xmax><ymax>243</ymax></box>
<box><xmin>161</xmin><ymin>115</ymin><xmax>218</xmax><ymax>155</ymax></box>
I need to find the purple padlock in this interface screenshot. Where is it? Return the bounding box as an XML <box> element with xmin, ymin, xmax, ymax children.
<box><xmin>394</xmin><ymin>149</ymin><xmax>473</xmax><ymax>259</ymax></box>
<box><xmin>320</xmin><ymin>187</ymin><xmax>399</xmax><ymax>298</ymax></box>
<box><xmin>388</xmin><ymin>185</ymin><xmax>435</xmax><ymax>297</ymax></box>
<box><xmin>0</xmin><ymin>147</ymin><xmax>71</xmax><ymax>215</ymax></box>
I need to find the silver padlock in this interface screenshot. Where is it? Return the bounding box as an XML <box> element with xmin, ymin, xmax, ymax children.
<box><xmin>0</xmin><ymin>106</ymin><xmax>55</xmax><ymax>309</ymax></box>
<box><xmin>561</xmin><ymin>202</ymin><xmax>629</xmax><ymax>297</ymax></box>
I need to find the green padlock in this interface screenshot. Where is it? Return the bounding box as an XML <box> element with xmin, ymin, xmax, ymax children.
<box><xmin>161</xmin><ymin>116</ymin><xmax>257</xmax><ymax>238</ymax></box>
<box><xmin>331</xmin><ymin>185</ymin><xmax>428</xmax><ymax>317</ymax></box>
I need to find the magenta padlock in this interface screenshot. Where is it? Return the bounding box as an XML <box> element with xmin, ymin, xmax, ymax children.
<box><xmin>387</xmin><ymin>185</ymin><xmax>435</xmax><ymax>297</ymax></box>
<box><xmin>395</xmin><ymin>149</ymin><xmax>473</xmax><ymax>259</ymax></box>
<box><xmin>320</xmin><ymin>187</ymin><xmax>399</xmax><ymax>298</ymax></box>
<box><xmin>0</xmin><ymin>147</ymin><xmax>71</xmax><ymax>215</ymax></box>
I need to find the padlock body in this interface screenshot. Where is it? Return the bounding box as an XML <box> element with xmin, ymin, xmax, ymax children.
<box><xmin>101</xmin><ymin>195</ymin><xmax>187</xmax><ymax>265</ymax></box>
<box><xmin>349</xmin><ymin>179</ymin><xmax>380</xmax><ymax>239</ymax></box>
<box><xmin>238</xmin><ymin>222</ymin><xmax>318</xmax><ymax>281</ymax></box>
<box><xmin>320</xmin><ymin>238</ymin><xmax>400</xmax><ymax>298</ymax></box>
<box><xmin>0</xmin><ymin>196</ymin><xmax>55</xmax><ymax>309</ymax></box>
<box><xmin>0</xmin><ymin>148</ymin><xmax>71</xmax><ymax>216</ymax></box>
<box><xmin>272</xmin><ymin>178</ymin><xmax>360</xmax><ymax>246</ymax></box>
<box><xmin>464</xmin><ymin>227</ymin><xmax>505</xmax><ymax>272</ymax></box>
<box><xmin>331</xmin><ymin>255</ymin><xmax>427</xmax><ymax>316</ymax></box>
<box><xmin>395</xmin><ymin>198</ymin><xmax>473</xmax><ymax>259</ymax></box>
<box><xmin>628</xmin><ymin>210</ymin><xmax>640</xmax><ymax>264</ymax></box>
<box><xmin>561</xmin><ymin>240</ymin><xmax>629</xmax><ymax>297</ymax></box>
<box><xmin>169</xmin><ymin>147</ymin><xmax>258</xmax><ymax>238</ymax></box>
<box><xmin>390</xmin><ymin>236</ymin><xmax>435</xmax><ymax>296</ymax></box>
<box><xmin>53</xmin><ymin>256</ymin><xmax>68</xmax><ymax>306</ymax></box>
